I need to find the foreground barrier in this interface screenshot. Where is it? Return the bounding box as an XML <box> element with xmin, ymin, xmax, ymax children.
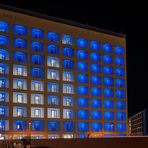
<box><xmin>0</xmin><ymin>137</ymin><xmax>148</xmax><ymax>148</ymax></box>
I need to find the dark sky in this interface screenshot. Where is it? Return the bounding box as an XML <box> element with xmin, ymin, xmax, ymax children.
<box><xmin>0</xmin><ymin>0</ymin><xmax>148</xmax><ymax>117</ymax></box>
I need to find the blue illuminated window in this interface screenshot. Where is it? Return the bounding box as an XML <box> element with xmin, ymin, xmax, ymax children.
<box><xmin>31</xmin><ymin>68</ymin><xmax>44</xmax><ymax>78</ymax></box>
<box><xmin>78</xmin><ymin>122</ymin><xmax>89</xmax><ymax>132</ymax></box>
<box><xmin>104</xmin><ymin>112</ymin><xmax>114</xmax><ymax>120</ymax></box>
<box><xmin>103</xmin><ymin>43</ymin><xmax>112</xmax><ymax>53</ymax></box>
<box><xmin>77</xmin><ymin>98</ymin><xmax>89</xmax><ymax>107</ymax></box>
<box><xmin>90</xmin><ymin>64</ymin><xmax>101</xmax><ymax>73</ymax></box>
<box><xmin>104</xmin><ymin>88</ymin><xmax>114</xmax><ymax>98</ymax></box>
<box><xmin>48</xmin><ymin>96</ymin><xmax>60</xmax><ymax>106</ymax></box>
<box><xmin>0</xmin><ymin>120</ymin><xmax>8</xmax><ymax>131</ymax></box>
<box><xmin>31</xmin><ymin>28</ymin><xmax>44</xmax><ymax>39</ymax></box>
<box><xmin>116</xmin><ymin>112</ymin><xmax>126</xmax><ymax>121</ymax></box>
<box><xmin>0</xmin><ymin>63</ymin><xmax>9</xmax><ymax>74</ymax></box>
<box><xmin>78</xmin><ymin>110</ymin><xmax>89</xmax><ymax>119</ymax></box>
<box><xmin>0</xmin><ymin>21</ymin><xmax>9</xmax><ymax>33</ymax></box>
<box><xmin>103</xmin><ymin>55</ymin><xmax>113</xmax><ymax>64</ymax></box>
<box><xmin>104</xmin><ymin>77</ymin><xmax>113</xmax><ymax>86</ymax></box>
<box><xmin>31</xmin><ymin>54</ymin><xmax>44</xmax><ymax>65</ymax></box>
<box><xmin>62</xmin><ymin>47</ymin><xmax>74</xmax><ymax>57</ymax></box>
<box><xmin>104</xmin><ymin>122</ymin><xmax>114</xmax><ymax>132</ymax></box>
<box><xmin>31</xmin><ymin>41</ymin><xmax>43</xmax><ymax>52</ymax></box>
<box><xmin>115</xmin><ymin>79</ymin><xmax>125</xmax><ymax>88</ymax></box>
<box><xmin>47</xmin><ymin>32</ymin><xmax>59</xmax><ymax>42</ymax></box>
<box><xmin>0</xmin><ymin>49</ymin><xmax>9</xmax><ymax>60</ymax></box>
<box><xmin>116</xmin><ymin>101</ymin><xmax>126</xmax><ymax>110</ymax></box>
<box><xmin>77</xmin><ymin>49</ymin><xmax>88</xmax><ymax>60</ymax></box>
<box><xmin>77</xmin><ymin>61</ymin><xmax>88</xmax><ymax>71</ymax></box>
<box><xmin>0</xmin><ymin>35</ymin><xmax>9</xmax><ymax>46</ymax></box>
<box><xmin>32</xmin><ymin>120</ymin><xmax>44</xmax><ymax>131</ymax></box>
<box><xmin>62</xmin><ymin>59</ymin><xmax>74</xmax><ymax>69</ymax></box>
<box><xmin>62</xmin><ymin>34</ymin><xmax>74</xmax><ymax>45</ymax></box>
<box><xmin>77</xmin><ymin>74</ymin><xmax>88</xmax><ymax>83</ymax></box>
<box><xmin>77</xmin><ymin>86</ymin><xmax>88</xmax><ymax>95</ymax></box>
<box><xmin>116</xmin><ymin>123</ymin><xmax>126</xmax><ymax>132</ymax></box>
<box><xmin>0</xmin><ymin>106</ymin><xmax>8</xmax><ymax>116</ymax></box>
<box><xmin>47</xmin><ymin>82</ymin><xmax>59</xmax><ymax>93</ymax></box>
<box><xmin>77</xmin><ymin>38</ymin><xmax>88</xmax><ymax>48</ymax></box>
<box><xmin>13</xmin><ymin>120</ymin><xmax>27</xmax><ymax>131</ymax></box>
<box><xmin>63</xmin><ymin>121</ymin><xmax>75</xmax><ymax>132</ymax></box>
<box><xmin>91</xmin><ymin>76</ymin><xmax>101</xmax><ymax>85</ymax></box>
<box><xmin>13</xmin><ymin>24</ymin><xmax>27</xmax><ymax>36</ymax></box>
<box><xmin>90</xmin><ymin>52</ymin><xmax>101</xmax><ymax>62</ymax></box>
<box><xmin>115</xmin><ymin>57</ymin><xmax>125</xmax><ymax>66</ymax></box>
<box><xmin>14</xmin><ymin>38</ymin><xmax>27</xmax><ymax>49</ymax></box>
<box><xmin>115</xmin><ymin>68</ymin><xmax>125</xmax><ymax>77</ymax></box>
<box><xmin>90</xmin><ymin>40</ymin><xmax>100</xmax><ymax>50</ymax></box>
<box><xmin>0</xmin><ymin>79</ymin><xmax>5</xmax><ymax>88</ymax></box>
<box><xmin>0</xmin><ymin>91</ymin><xmax>8</xmax><ymax>102</ymax></box>
<box><xmin>104</xmin><ymin>100</ymin><xmax>114</xmax><ymax>109</ymax></box>
<box><xmin>91</xmin><ymin>87</ymin><xmax>101</xmax><ymax>96</ymax></box>
<box><xmin>115</xmin><ymin>46</ymin><xmax>124</xmax><ymax>56</ymax></box>
<box><xmin>91</xmin><ymin>122</ymin><xmax>102</xmax><ymax>132</ymax></box>
<box><xmin>91</xmin><ymin>110</ymin><xmax>102</xmax><ymax>120</ymax></box>
<box><xmin>91</xmin><ymin>98</ymin><xmax>102</xmax><ymax>108</ymax></box>
<box><xmin>47</xmin><ymin>44</ymin><xmax>59</xmax><ymax>55</ymax></box>
<box><xmin>104</xmin><ymin>66</ymin><xmax>113</xmax><ymax>75</ymax></box>
<box><xmin>48</xmin><ymin>121</ymin><xmax>60</xmax><ymax>132</ymax></box>
<box><xmin>0</xmin><ymin>77</ymin><xmax>9</xmax><ymax>88</ymax></box>
<box><xmin>116</xmin><ymin>90</ymin><xmax>125</xmax><ymax>99</ymax></box>
<box><xmin>13</xmin><ymin>51</ymin><xmax>27</xmax><ymax>63</ymax></box>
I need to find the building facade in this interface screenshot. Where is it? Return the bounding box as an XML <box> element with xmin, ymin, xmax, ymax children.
<box><xmin>0</xmin><ymin>5</ymin><xmax>127</xmax><ymax>139</ymax></box>
<box><xmin>129</xmin><ymin>109</ymin><xmax>148</xmax><ymax>136</ymax></box>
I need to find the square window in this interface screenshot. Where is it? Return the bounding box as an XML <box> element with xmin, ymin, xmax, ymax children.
<box><xmin>62</xmin><ymin>34</ymin><xmax>74</xmax><ymax>45</ymax></box>
<box><xmin>66</xmin><ymin>110</ymin><xmax>72</xmax><ymax>119</ymax></box>
<box><xmin>34</xmin><ymin>109</ymin><xmax>41</xmax><ymax>117</ymax></box>
<box><xmin>0</xmin><ymin>92</ymin><xmax>5</xmax><ymax>102</ymax></box>
<box><xmin>17</xmin><ymin>80</ymin><xmax>23</xmax><ymax>89</ymax></box>
<box><xmin>34</xmin><ymin>82</ymin><xmax>41</xmax><ymax>91</ymax></box>
<box><xmin>17</xmin><ymin>108</ymin><xmax>23</xmax><ymax>117</ymax></box>
<box><xmin>0</xmin><ymin>108</ymin><xmax>5</xmax><ymax>116</ymax></box>
<box><xmin>17</xmin><ymin>94</ymin><xmax>23</xmax><ymax>103</ymax></box>
<box><xmin>51</xmin><ymin>110</ymin><xmax>57</xmax><ymax>118</ymax></box>
<box><xmin>0</xmin><ymin>66</ymin><xmax>4</xmax><ymax>74</ymax></box>
<box><xmin>17</xmin><ymin>67</ymin><xmax>23</xmax><ymax>75</ymax></box>
<box><xmin>34</xmin><ymin>95</ymin><xmax>41</xmax><ymax>104</ymax></box>
<box><xmin>66</xmin><ymin>98</ymin><xmax>72</xmax><ymax>106</ymax></box>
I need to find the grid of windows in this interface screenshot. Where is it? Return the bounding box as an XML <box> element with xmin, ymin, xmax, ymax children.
<box><xmin>0</xmin><ymin>17</ymin><xmax>127</xmax><ymax>139</ymax></box>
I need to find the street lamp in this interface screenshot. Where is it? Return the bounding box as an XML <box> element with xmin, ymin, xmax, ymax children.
<box><xmin>28</xmin><ymin>122</ymin><xmax>31</xmax><ymax>138</ymax></box>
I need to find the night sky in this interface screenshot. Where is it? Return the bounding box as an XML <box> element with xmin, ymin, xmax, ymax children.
<box><xmin>0</xmin><ymin>0</ymin><xmax>148</xmax><ymax>117</ymax></box>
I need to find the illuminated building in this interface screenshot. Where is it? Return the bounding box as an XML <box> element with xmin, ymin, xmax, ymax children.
<box><xmin>129</xmin><ymin>108</ymin><xmax>148</xmax><ymax>136</ymax></box>
<box><xmin>0</xmin><ymin>4</ymin><xmax>127</xmax><ymax>139</ymax></box>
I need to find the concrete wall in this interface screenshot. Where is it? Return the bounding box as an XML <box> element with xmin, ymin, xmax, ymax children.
<box><xmin>1</xmin><ymin>137</ymin><xmax>148</xmax><ymax>148</ymax></box>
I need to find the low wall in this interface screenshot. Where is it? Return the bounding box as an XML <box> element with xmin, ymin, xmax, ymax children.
<box><xmin>1</xmin><ymin>137</ymin><xmax>148</xmax><ymax>148</ymax></box>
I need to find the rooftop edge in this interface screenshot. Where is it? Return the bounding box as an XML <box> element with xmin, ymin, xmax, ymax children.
<box><xmin>0</xmin><ymin>3</ymin><xmax>126</xmax><ymax>38</ymax></box>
